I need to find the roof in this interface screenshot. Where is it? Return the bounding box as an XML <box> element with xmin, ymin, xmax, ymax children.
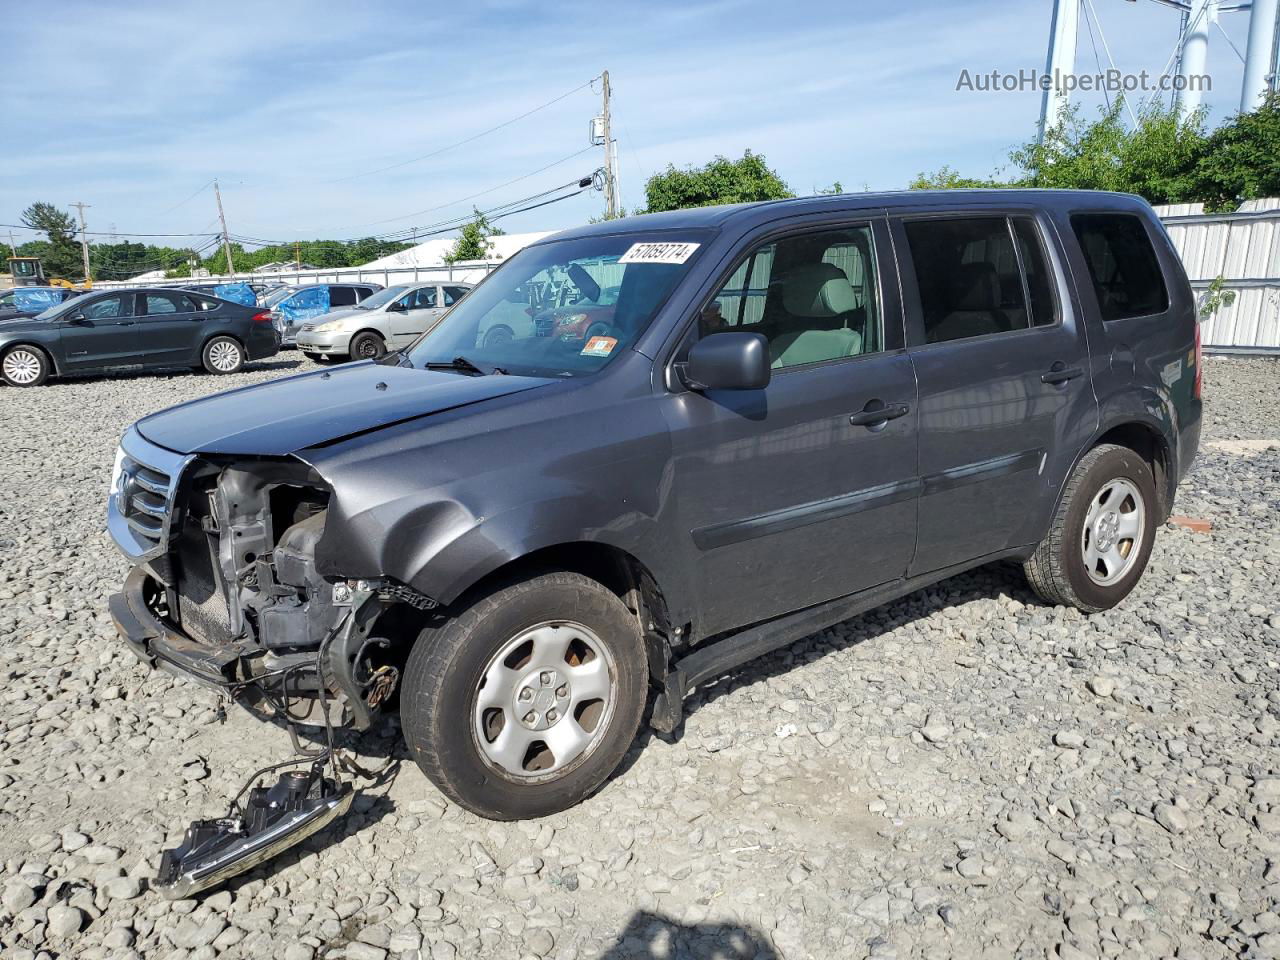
<box><xmin>544</xmin><ymin>189</ymin><xmax>1152</xmax><ymax>244</ymax></box>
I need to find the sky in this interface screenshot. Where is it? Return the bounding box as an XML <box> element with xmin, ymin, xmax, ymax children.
<box><xmin>1</xmin><ymin>0</ymin><xmax>1261</xmax><ymax>255</ymax></box>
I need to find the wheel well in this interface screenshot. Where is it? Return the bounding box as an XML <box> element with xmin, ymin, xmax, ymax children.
<box><xmin>1093</xmin><ymin>422</ymin><xmax>1172</xmax><ymax>518</ymax></box>
<box><xmin>351</xmin><ymin>328</ymin><xmax>386</xmax><ymax>344</ymax></box>
<box><xmin>2</xmin><ymin>341</ymin><xmax>58</xmax><ymax>374</ymax></box>
<box><xmin>458</xmin><ymin>542</ymin><xmax>671</xmax><ymax>636</ymax></box>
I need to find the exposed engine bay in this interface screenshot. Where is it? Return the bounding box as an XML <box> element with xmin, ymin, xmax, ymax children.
<box><xmin>115</xmin><ymin>456</ymin><xmax>438</xmax><ymax>897</ymax></box>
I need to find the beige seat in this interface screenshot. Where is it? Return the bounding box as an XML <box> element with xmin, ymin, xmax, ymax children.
<box><xmin>769</xmin><ymin>263</ymin><xmax>863</xmax><ymax>368</ymax></box>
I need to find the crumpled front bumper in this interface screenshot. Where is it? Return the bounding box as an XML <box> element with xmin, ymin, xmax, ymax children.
<box><xmin>109</xmin><ymin>566</ymin><xmax>248</xmax><ymax>690</ymax></box>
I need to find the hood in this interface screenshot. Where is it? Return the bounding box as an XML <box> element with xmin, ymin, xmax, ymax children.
<box><xmin>0</xmin><ymin>315</ymin><xmax>45</xmax><ymax>331</ymax></box>
<box><xmin>135</xmin><ymin>360</ymin><xmax>554</xmax><ymax>456</ymax></box>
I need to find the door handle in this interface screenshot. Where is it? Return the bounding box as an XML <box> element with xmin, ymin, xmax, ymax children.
<box><xmin>1041</xmin><ymin>363</ymin><xmax>1083</xmax><ymax>385</ymax></box>
<box><xmin>849</xmin><ymin>401</ymin><xmax>911</xmax><ymax>427</ymax></box>
<box><xmin>111</xmin><ymin>320</ymin><xmax>137</xmax><ymax>326</ymax></box>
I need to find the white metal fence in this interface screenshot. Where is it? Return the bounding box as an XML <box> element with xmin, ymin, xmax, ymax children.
<box><xmin>1156</xmin><ymin>202</ymin><xmax>1280</xmax><ymax>352</ymax></box>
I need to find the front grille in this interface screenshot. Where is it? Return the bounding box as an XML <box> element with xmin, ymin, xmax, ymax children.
<box><xmin>107</xmin><ymin>427</ymin><xmax>194</xmax><ymax>563</ymax></box>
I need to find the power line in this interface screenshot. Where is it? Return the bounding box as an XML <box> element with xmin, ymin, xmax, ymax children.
<box><xmin>153</xmin><ymin>180</ymin><xmax>215</xmax><ymax>217</ymax></box>
<box><xmin>0</xmin><ymin>223</ymin><xmax>220</xmax><ymax>238</ymax></box>
<box><xmin>326</xmin><ymin>76</ymin><xmax>600</xmax><ymax>183</ymax></box>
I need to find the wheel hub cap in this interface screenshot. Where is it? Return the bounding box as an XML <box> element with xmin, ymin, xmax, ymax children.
<box><xmin>1081</xmin><ymin>478</ymin><xmax>1145</xmax><ymax>586</ymax></box>
<box><xmin>473</xmin><ymin>621</ymin><xmax>617</xmax><ymax>781</ymax></box>
<box><xmin>516</xmin><ymin>668</ymin><xmax>571</xmax><ymax>730</ymax></box>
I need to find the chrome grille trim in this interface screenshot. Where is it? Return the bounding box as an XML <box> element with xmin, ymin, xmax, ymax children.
<box><xmin>107</xmin><ymin>426</ymin><xmax>195</xmax><ymax>563</ymax></box>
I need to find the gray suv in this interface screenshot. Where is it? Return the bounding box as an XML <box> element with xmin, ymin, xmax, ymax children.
<box><xmin>108</xmin><ymin>190</ymin><xmax>1199</xmax><ymax>848</ymax></box>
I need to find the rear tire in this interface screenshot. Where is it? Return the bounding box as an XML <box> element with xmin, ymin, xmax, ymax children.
<box><xmin>1024</xmin><ymin>443</ymin><xmax>1157</xmax><ymax>612</ymax></box>
<box><xmin>202</xmin><ymin>336</ymin><xmax>245</xmax><ymax>374</ymax></box>
<box><xmin>400</xmin><ymin>571</ymin><xmax>647</xmax><ymax>820</ymax></box>
<box><xmin>1</xmin><ymin>345</ymin><xmax>50</xmax><ymax>387</ymax></box>
<box><xmin>350</xmin><ymin>331</ymin><xmax>386</xmax><ymax>361</ymax></box>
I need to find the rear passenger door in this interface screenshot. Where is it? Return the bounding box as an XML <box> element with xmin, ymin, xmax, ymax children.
<box><xmin>662</xmin><ymin>216</ymin><xmax>921</xmax><ymax>636</ymax></box>
<box><xmin>136</xmin><ymin>292</ymin><xmax>203</xmax><ymax>366</ymax></box>
<box><xmin>891</xmin><ymin>208</ymin><xmax>1098</xmax><ymax>574</ymax></box>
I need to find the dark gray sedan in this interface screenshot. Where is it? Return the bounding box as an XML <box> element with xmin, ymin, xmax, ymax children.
<box><xmin>0</xmin><ymin>287</ymin><xmax>280</xmax><ymax>387</ymax></box>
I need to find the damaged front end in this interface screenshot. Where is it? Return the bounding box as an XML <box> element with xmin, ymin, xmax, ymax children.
<box><xmin>107</xmin><ymin>426</ymin><xmax>433</xmax><ymax>896</ymax></box>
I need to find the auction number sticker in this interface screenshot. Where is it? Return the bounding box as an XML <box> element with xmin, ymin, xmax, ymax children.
<box><xmin>581</xmin><ymin>336</ymin><xmax>618</xmax><ymax>357</ymax></box>
<box><xmin>618</xmin><ymin>241</ymin><xmax>700</xmax><ymax>265</ymax></box>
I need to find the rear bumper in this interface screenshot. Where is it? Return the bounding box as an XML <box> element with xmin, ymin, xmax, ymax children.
<box><xmin>246</xmin><ymin>326</ymin><xmax>281</xmax><ymax>361</ymax></box>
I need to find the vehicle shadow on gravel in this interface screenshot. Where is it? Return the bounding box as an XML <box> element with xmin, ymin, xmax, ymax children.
<box><xmin>673</xmin><ymin>560</ymin><xmax>1042</xmax><ymax>733</ymax></box>
<box><xmin>50</xmin><ymin>358</ymin><xmax>305</xmax><ymax>386</ymax></box>
<box><xmin>599</xmin><ymin>910</ymin><xmax>777</xmax><ymax>958</ymax></box>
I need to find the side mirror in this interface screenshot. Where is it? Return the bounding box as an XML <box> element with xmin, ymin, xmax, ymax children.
<box><xmin>387</xmin><ymin>301</ymin><xmax>407</xmax><ymax>313</ymax></box>
<box><xmin>64</xmin><ymin>312</ymin><xmax>87</xmax><ymax>324</ymax></box>
<box><xmin>678</xmin><ymin>332</ymin><xmax>771</xmax><ymax>391</ymax></box>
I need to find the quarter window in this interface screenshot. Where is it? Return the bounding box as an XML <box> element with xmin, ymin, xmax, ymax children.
<box><xmin>905</xmin><ymin>216</ymin><xmax>1057</xmax><ymax>344</ymax></box>
<box><xmin>703</xmin><ymin>225</ymin><xmax>882</xmax><ymax>369</ymax></box>
<box><xmin>1071</xmin><ymin>213</ymin><xmax>1169</xmax><ymax>321</ymax></box>
<box><xmin>143</xmin><ymin>293</ymin><xmax>196</xmax><ymax>315</ymax></box>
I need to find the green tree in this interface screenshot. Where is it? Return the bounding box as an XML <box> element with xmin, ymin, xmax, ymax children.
<box><xmin>909</xmin><ymin>165</ymin><xmax>1005</xmax><ymax>190</ymax></box>
<box><xmin>643</xmin><ymin>150</ymin><xmax>793</xmax><ymax>213</ymax></box>
<box><xmin>1184</xmin><ymin>92</ymin><xmax>1280</xmax><ymax>211</ymax></box>
<box><xmin>444</xmin><ymin>208</ymin><xmax>504</xmax><ymax>264</ymax></box>
<box><xmin>20</xmin><ymin>201</ymin><xmax>82</xmax><ymax>280</ymax></box>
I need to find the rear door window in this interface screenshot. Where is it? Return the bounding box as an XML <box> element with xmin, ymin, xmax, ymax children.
<box><xmin>1070</xmin><ymin>213</ymin><xmax>1170</xmax><ymax>321</ymax></box>
<box><xmin>903</xmin><ymin>216</ymin><xmax>1057</xmax><ymax>344</ymax></box>
<box><xmin>143</xmin><ymin>293</ymin><xmax>195</xmax><ymax>315</ymax></box>
<box><xmin>329</xmin><ymin>286</ymin><xmax>359</xmax><ymax>307</ymax></box>
<box><xmin>443</xmin><ymin>285</ymin><xmax>469</xmax><ymax>306</ymax></box>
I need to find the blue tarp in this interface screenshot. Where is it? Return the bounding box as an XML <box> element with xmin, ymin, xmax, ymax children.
<box><xmin>279</xmin><ymin>286</ymin><xmax>330</xmax><ymax>325</ymax></box>
<box><xmin>14</xmin><ymin>289</ymin><xmax>61</xmax><ymax>312</ymax></box>
<box><xmin>213</xmin><ymin>282</ymin><xmax>256</xmax><ymax>306</ymax></box>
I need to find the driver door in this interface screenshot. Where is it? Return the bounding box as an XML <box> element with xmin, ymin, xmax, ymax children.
<box><xmin>387</xmin><ymin>286</ymin><xmax>440</xmax><ymax>346</ymax></box>
<box><xmin>60</xmin><ymin>293</ymin><xmax>142</xmax><ymax>370</ymax></box>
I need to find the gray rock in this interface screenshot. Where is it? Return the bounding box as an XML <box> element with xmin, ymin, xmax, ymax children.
<box><xmin>46</xmin><ymin>905</ymin><xmax>84</xmax><ymax>939</ymax></box>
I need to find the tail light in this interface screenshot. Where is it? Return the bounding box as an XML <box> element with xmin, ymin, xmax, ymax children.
<box><xmin>1193</xmin><ymin>321</ymin><xmax>1203</xmax><ymax>399</ymax></box>
<box><xmin>251</xmin><ymin>311</ymin><xmax>272</xmax><ymax>326</ymax></box>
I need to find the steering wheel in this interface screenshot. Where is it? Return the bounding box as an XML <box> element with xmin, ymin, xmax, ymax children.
<box><xmin>584</xmin><ymin>320</ymin><xmax>616</xmax><ymax>341</ymax></box>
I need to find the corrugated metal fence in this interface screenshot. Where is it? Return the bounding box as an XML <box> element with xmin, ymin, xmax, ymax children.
<box><xmin>1156</xmin><ymin>199</ymin><xmax>1280</xmax><ymax>353</ymax></box>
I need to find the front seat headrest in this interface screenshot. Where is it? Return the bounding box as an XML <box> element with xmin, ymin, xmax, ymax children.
<box><xmin>781</xmin><ymin>263</ymin><xmax>857</xmax><ymax>318</ymax></box>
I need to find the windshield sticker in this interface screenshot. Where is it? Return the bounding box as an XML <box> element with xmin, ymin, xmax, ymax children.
<box><xmin>581</xmin><ymin>335</ymin><xmax>618</xmax><ymax>358</ymax></box>
<box><xmin>618</xmin><ymin>242</ymin><xmax>700</xmax><ymax>265</ymax></box>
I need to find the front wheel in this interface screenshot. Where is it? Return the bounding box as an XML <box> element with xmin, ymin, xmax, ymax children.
<box><xmin>1024</xmin><ymin>443</ymin><xmax>1157</xmax><ymax>612</ymax></box>
<box><xmin>400</xmin><ymin>571</ymin><xmax>647</xmax><ymax>820</ymax></box>
<box><xmin>350</xmin><ymin>331</ymin><xmax>386</xmax><ymax>361</ymax></box>
<box><xmin>202</xmin><ymin>336</ymin><xmax>245</xmax><ymax>374</ymax></box>
<box><xmin>1</xmin><ymin>345</ymin><xmax>50</xmax><ymax>387</ymax></box>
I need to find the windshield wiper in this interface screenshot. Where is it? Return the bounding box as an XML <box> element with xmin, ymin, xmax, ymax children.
<box><xmin>422</xmin><ymin>355</ymin><xmax>505</xmax><ymax>376</ymax></box>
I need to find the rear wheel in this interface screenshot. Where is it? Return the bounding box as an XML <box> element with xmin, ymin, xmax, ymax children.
<box><xmin>1</xmin><ymin>345</ymin><xmax>50</xmax><ymax>387</ymax></box>
<box><xmin>400</xmin><ymin>571</ymin><xmax>646</xmax><ymax>820</ymax></box>
<box><xmin>1024</xmin><ymin>443</ymin><xmax>1157</xmax><ymax>612</ymax></box>
<box><xmin>350</xmin><ymin>331</ymin><xmax>386</xmax><ymax>361</ymax></box>
<box><xmin>202</xmin><ymin>336</ymin><xmax>244</xmax><ymax>374</ymax></box>
<box><xmin>483</xmin><ymin>325</ymin><xmax>514</xmax><ymax>348</ymax></box>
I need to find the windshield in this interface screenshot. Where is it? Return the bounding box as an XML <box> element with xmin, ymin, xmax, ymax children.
<box><xmin>405</xmin><ymin>231</ymin><xmax>711</xmax><ymax>378</ymax></box>
<box><xmin>262</xmin><ymin>286</ymin><xmax>297</xmax><ymax>308</ymax></box>
<box><xmin>355</xmin><ymin>285</ymin><xmax>411</xmax><ymax>310</ymax></box>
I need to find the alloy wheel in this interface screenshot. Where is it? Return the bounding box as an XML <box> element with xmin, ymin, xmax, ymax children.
<box><xmin>1081</xmin><ymin>477</ymin><xmax>1145</xmax><ymax>586</ymax></box>
<box><xmin>2</xmin><ymin>348</ymin><xmax>43</xmax><ymax>385</ymax></box>
<box><xmin>208</xmin><ymin>341</ymin><xmax>242</xmax><ymax>372</ymax></box>
<box><xmin>472</xmin><ymin>621</ymin><xmax>617</xmax><ymax>782</ymax></box>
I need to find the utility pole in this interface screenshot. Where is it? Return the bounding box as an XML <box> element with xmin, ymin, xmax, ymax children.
<box><xmin>213</xmin><ymin>179</ymin><xmax>236</xmax><ymax>278</ymax></box>
<box><xmin>70</xmin><ymin>202</ymin><xmax>92</xmax><ymax>285</ymax></box>
<box><xmin>294</xmin><ymin>240</ymin><xmax>301</xmax><ymax>270</ymax></box>
<box><xmin>7</xmin><ymin>231</ymin><xmax>16</xmax><ymax>256</ymax></box>
<box><xmin>601</xmin><ymin>70</ymin><xmax>618</xmax><ymax>219</ymax></box>
<box><xmin>1039</xmin><ymin>0</ymin><xmax>1079</xmax><ymax>141</ymax></box>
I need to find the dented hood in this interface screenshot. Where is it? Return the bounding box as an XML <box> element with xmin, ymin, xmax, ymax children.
<box><xmin>135</xmin><ymin>361</ymin><xmax>554</xmax><ymax>456</ymax></box>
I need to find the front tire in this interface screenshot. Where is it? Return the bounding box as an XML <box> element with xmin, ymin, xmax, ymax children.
<box><xmin>202</xmin><ymin>336</ymin><xmax>245</xmax><ymax>374</ymax></box>
<box><xmin>1024</xmin><ymin>443</ymin><xmax>1157</xmax><ymax>612</ymax></box>
<box><xmin>400</xmin><ymin>571</ymin><xmax>647</xmax><ymax>820</ymax></box>
<box><xmin>1</xmin><ymin>345</ymin><xmax>50</xmax><ymax>387</ymax></box>
<box><xmin>350</xmin><ymin>331</ymin><xmax>386</xmax><ymax>361</ymax></box>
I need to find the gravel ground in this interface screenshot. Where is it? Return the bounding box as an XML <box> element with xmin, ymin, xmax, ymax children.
<box><xmin>0</xmin><ymin>355</ymin><xmax>1277</xmax><ymax>960</ymax></box>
